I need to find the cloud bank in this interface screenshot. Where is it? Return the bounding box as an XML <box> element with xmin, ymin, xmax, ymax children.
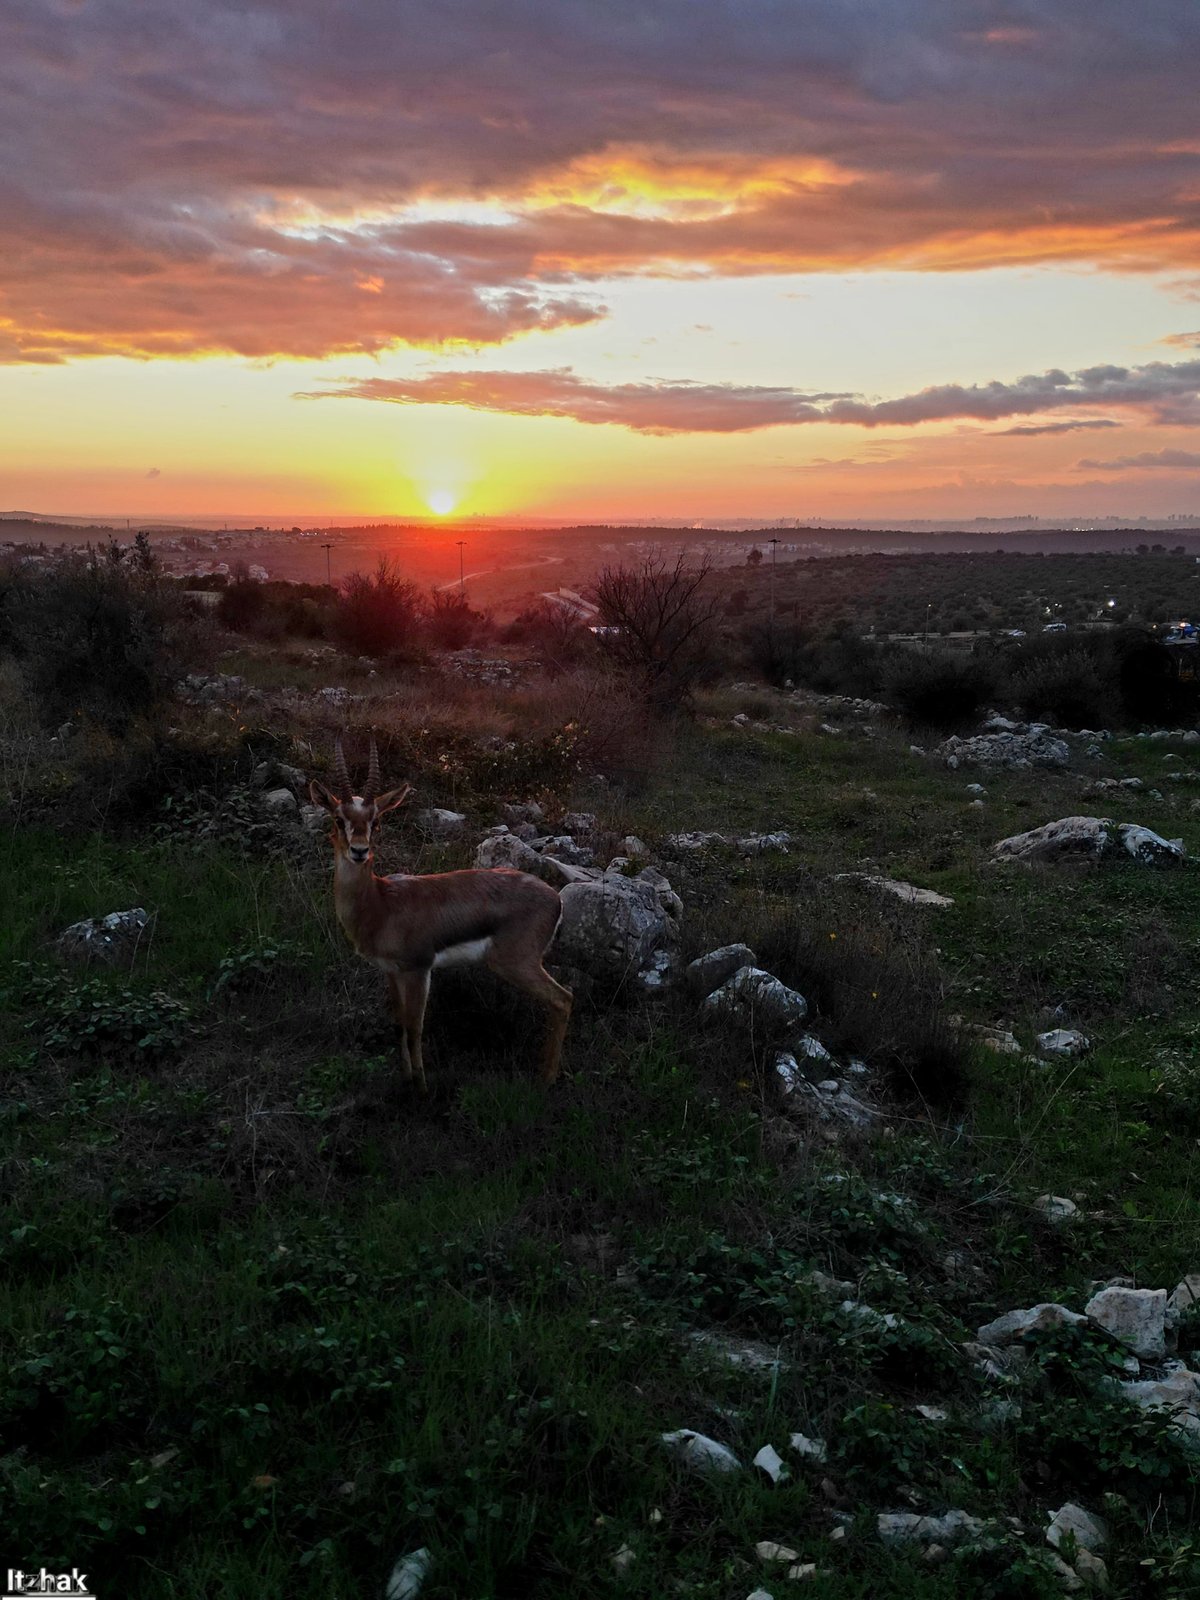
<box><xmin>301</xmin><ymin>357</ymin><xmax>1200</xmax><ymax>433</ymax></box>
<box><xmin>3</xmin><ymin>0</ymin><xmax>1200</xmax><ymax>361</ymax></box>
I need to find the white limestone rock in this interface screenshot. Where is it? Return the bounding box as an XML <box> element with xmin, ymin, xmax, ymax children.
<box><xmin>686</xmin><ymin>943</ymin><xmax>758</xmax><ymax>998</ymax></box>
<box><xmin>877</xmin><ymin>1510</ymin><xmax>986</xmax><ymax>1546</ymax></box>
<box><xmin>705</xmin><ymin>967</ymin><xmax>809</xmax><ymax>1029</ymax></box>
<box><xmin>661</xmin><ymin>1429</ymin><xmax>742</xmax><ymax>1474</ymax></box>
<box><xmin>1084</xmin><ymin>1286</ymin><xmax>1167</xmax><ymax>1359</ymax></box>
<box><xmin>1037</xmin><ymin>1029</ymin><xmax>1092</xmax><ymax>1057</ymax></box>
<box><xmin>976</xmin><ymin>1304</ymin><xmax>1087</xmax><ymax>1346</ymax></box>
<box><xmin>1047</xmin><ymin>1503</ymin><xmax>1108</xmax><ymax>1555</ymax></box>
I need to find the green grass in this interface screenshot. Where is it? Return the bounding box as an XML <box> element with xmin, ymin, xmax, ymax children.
<box><xmin>4</xmin><ymin>701</ymin><xmax>1200</xmax><ymax>1596</ymax></box>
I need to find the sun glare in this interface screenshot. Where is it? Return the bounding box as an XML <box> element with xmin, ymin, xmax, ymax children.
<box><xmin>426</xmin><ymin>489</ymin><xmax>458</xmax><ymax>516</ymax></box>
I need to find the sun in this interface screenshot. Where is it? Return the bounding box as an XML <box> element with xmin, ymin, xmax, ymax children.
<box><xmin>425</xmin><ymin>488</ymin><xmax>458</xmax><ymax>516</ymax></box>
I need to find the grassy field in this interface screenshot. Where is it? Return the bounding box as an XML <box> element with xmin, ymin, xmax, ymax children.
<box><xmin>3</xmin><ymin>663</ymin><xmax>1200</xmax><ymax>1598</ymax></box>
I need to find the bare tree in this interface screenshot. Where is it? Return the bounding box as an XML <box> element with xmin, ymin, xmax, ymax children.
<box><xmin>588</xmin><ymin>553</ymin><xmax>721</xmax><ymax>709</ymax></box>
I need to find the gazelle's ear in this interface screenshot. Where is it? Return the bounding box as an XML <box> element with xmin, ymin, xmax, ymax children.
<box><xmin>309</xmin><ymin>778</ymin><xmax>342</xmax><ymax>813</ymax></box>
<box><xmin>373</xmin><ymin>783</ymin><xmax>412</xmax><ymax>817</ymax></box>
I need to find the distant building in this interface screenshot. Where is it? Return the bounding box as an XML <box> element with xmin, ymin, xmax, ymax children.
<box><xmin>540</xmin><ymin>587</ymin><xmax>599</xmax><ymax>621</ymax></box>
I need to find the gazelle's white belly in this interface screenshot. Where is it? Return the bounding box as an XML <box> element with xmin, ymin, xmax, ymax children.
<box><xmin>433</xmin><ymin>937</ymin><xmax>493</xmax><ymax>969</ymax></box>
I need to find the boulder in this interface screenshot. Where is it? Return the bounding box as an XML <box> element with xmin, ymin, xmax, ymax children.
<box><xmin>57</xmin><ymin>907</ymin><xmax>152</xmax><ymax>967</ymax></box>
<box><xmin>940</xmin><ymin>730</ymin><xmax>1070</xmax><ymax>770</ymax></box>
<box><xmin>705</xmin><ymin>967</ymin><xmax>808</xmax><ymax>1029</ymax></box>
<box><xmin>1084</xmin><ymin>1286</ymin><xmax>1167</xmax><ymax>1359</ymax></box>
<box><xmin>993</xmin><ymin>817</ymin><xmax>1184</xmax><ymax>867</ymax></box>
<box><xmin>539</xmin><ymin>835</ymin><xmax>594</xmax><ymax>866</ymax></box>
<box><xmin>686</xmin><ymin>943</ymin><xmax>758</xmax><ymax>998</ymax></box>
<box><xmin>300</xmin><ymin>803</ymin><xmax>329</xmax><ymax>835</ymax></box>
<box><xmin>736</xmin><ymin>831</ymin><xmax>794</xmax><ymax>854</ymax></box>
<box><xmin>1046</xmin><ymin>1504</ymin><xmax>1108</xmax><ymax>1555</ymax></box>
<box><xmin>1034</xmin><ymin>1195</ymin><xmax>1079</xmax><ymax>1225</ymax></box>
<box><xmin>556</xmin><ymin>873</ymin><xmax>679</xmax><ymax>982</ymax></box>
<box><xmin>993</xmin><ymin>816</ymin><xmax>1111</xmax><ymax>865</ymax></box>
<box><xmin>664</xmin><ymin>830</ymin><xmax>728</xmax><ymax>852</ymax></box>
<box><xmin>837</xmin><ymin>873</ymin><xmax>954</xmax><ymax>908</ymax></box>
<box><xmin>560</xmin><ymin>811</ymin><xmax>597</xmax><ymax>838</ymax></box>
<box><xmin>474</xmin><ymin>832</ymin><xmax>590</xmax><ymax>889</ymax></box>
<box><xmin>416</xmin><ymin>807</ymin><xmax>467</xmax><ymax>837</ymax></box>
<box><xmin>620</xmin><ymin>834</ymin><xmax>650</xmax><ymax>857</ymax></box>
<box><xmin>1167</xmin><ymin>1275</ymin><xmax>1200</xmax><ymax>1321</ymax></box>
<box><xmin>251</xmin><ymin>759</ymin><xmax>308</xmax><ymax>792</ymax></box>
<box><xmin>976</xmin><ymin>1304</ymin><xmax>1087</xmax><ymax>1346</ymax></box>
<box><xmin>1119</xmin><ymin>1366</ymin><xmax>1200</xmax><ymax>1437</ymax></box>
<box><xmin>500</xmin><ymin>800</ymin><xmax>545</xmax><ymax>827</ymax></box>
<box><xmin>632</xmin><ymin>865</ymin><xmax>683</xmax><ymax>919</ymax></box>
<box><xmin>260</xmin><ymin>786</ymin><xmax>299</xmax><ymax>815</ymax></box>
<box><xmin>660</xmin><ymin>1429</ymin><xmax>741</xmax><ymax>1474</ymax></box>
<box><xmin>877</xmin><ymin>1510</ymin><xmax>985</xmax><ymax>1546</ymax></box>
<box><xmin>1037</xmin><ymin>1029</ymin><xmax>1092</xmax><ymax>1057</ymax></box>
<box><xmin>1120</xmin><ymin>823</ymin><xmax>1186</xmax><ymax>865</ymax></box>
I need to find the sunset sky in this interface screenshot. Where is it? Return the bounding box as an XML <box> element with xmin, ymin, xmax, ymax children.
<box><xmin>3</xmin><ymin>1</ymin><xmax>1199</xmax><ymax>523</ymax></box>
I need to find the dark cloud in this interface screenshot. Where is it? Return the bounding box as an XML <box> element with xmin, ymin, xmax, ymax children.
<box><xmin>994</xmin><ymin>418</ymin><xmax>1121</xmax><ymax>436</ymax></box>
<box><xmin>2</xmin><ymin>1</ymin><xmax>1199</xmax><ymax>360</ymax></box>
<box><xmin>1077</xmin><ymin>448</ymin><xmax>1200</xmax><ymax>470</ymax></box>
<box><xmin>301</xmin><ymin>356</ymin><xmax>1200</xmax><ymax>433</ymax></box>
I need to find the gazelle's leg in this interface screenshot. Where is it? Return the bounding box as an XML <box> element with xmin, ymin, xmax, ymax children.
<box><xmin>397</xmin><ymin>968</ymin><xmax>431</xmax><ymax>1094</ymax></box>
<box><xmin>386</xmin><ymin>969</ymin><xmax>414</xmax><ymax>1082</ymax></box>
<box><xmin>485</xmin><ymin>949</ymin><xmax>573</xmax><ymax>1084</ymax></box>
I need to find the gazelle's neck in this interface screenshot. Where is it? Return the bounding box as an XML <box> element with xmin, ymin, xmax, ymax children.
<box><xmin>332</xmin><ymin>850</ymin><xmax>380</xmax><ymax>934</ymax></box>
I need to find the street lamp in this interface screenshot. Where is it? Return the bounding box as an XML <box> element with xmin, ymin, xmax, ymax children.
<box><xmin>456</xmin><ymin>540</ymin><xmax>466</xmax><ymax>596</ymax></box>
<box><xmin>321</xmin><ymin>542</ymin><xmax>333</xmax><ymax>585</ymax></box>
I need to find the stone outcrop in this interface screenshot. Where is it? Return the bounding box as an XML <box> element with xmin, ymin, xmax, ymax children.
<box><xmin>992</xmin><ymin>816</ymin><xmax>1185</xmax><ymax>867</ymax></box>
<box><xmin>57</xmin><ymin>908</ymin><xmax>152</xmax><ymax>967</ymax></box>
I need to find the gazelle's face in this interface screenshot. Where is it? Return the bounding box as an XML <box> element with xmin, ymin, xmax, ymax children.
<box><xmin>337</xmin><ymin>797</ymin><xmax>376</xmax><ymax>864</ymax></box>
<box><xmin>310</xmin><ymin>776</ymin><xmax>412</xmax><ymax>865</ymax></box>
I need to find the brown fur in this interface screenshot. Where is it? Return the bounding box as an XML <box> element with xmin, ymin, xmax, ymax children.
<box><xmin>310</xmin><ymin>775</ymin><xmax>572</xmax><ymax>1090</ymax></box>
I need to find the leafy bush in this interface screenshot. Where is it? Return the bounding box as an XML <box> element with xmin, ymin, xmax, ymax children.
<box><xmin>16</xmin><ymin>967</ymin><xmax>196</xmax><ymax>1060</ymax></box>
<box><xmin>426</xmin><ymin>590</ymin><xmax>490</xmax><ymax>650</ymax></box>
<box><xmin>885</xmin><ymin>648</ymin><xmax>997</xmax><ymax>730</ymax></box>
<box><xmin>1010</xmin><ymin>645</ymin><xmax>1112</xmax><ymax>728</ymax></box>
<box><xmin>744</xmin><ymin>621</ymin><xmax>886</xmax><ymax>697</ymax></box>
<box><xmin>0</xmin><ymin>547</ymin><xmax>207</xmax><ymax>730</ymax></box>
<box><xmin>334</xmin><ymin>559</ymin><xmax>425</xmax><ymax>658</ymax></box>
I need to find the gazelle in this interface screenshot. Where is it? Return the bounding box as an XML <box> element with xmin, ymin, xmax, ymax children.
<box><xmin>309</xmin><ymin>738</ymin><xmax>572</xmax><ymax>1091</ymax></box>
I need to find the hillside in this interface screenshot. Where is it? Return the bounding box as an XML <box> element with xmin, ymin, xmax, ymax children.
<box><xmin>2</xmin><ymin>569</ymin><xmax>1199</xmax><ymax>1598</ymax></box>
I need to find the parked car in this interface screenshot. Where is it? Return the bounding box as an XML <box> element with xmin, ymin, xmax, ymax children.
<box><xmin>1042</xmin><ymin>621</ymin><xmax>1067</xmax><ymax>633</ymax></box>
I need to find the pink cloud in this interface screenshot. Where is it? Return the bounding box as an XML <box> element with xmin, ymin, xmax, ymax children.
<box><xmin>301</xmin><ymin>356</ymin><xmax>1200</xmax><ymax>433</ymax></box>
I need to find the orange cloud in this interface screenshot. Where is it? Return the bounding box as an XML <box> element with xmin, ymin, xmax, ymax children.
<box><xmin>3</xmin><ymin>0</ymin><xmax>1200</xmax><ymax>361</ymax></box>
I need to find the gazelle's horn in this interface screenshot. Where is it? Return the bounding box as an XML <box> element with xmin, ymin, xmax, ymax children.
<box><xmin>333</xmin><ymin>737</ymin><xmax>353</xmax><ymax>802</ymax></box>
<box><xmin>363</xmin><ymin>734</ymin><xmax>381</xmax><ymax>805</ymax></box>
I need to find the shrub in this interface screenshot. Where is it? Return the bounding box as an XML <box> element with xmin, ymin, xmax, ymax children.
<box><xmin>884</xmin><ymin>648</ymin><xmax>996</xmax><ymax>730</ymax></box>
<box><xmin>15</xmin><ymin>967</ymin><xmax>196</xmax><ymax>1061</ymax></box>
<box><xmin>499</xmin><ymin>600</ymin><xmax>594</xmax><ymax>673</ymax></box>
<box><xmin>588</xmin><ymin>554</ymin><xmax>721</xmax><ymax>710</ymax></box>
<box><xmin>0</xmin><ymin>548</ymin><xmax>207</xmax><ymax>731</ymax></box>
<box><xmin>1010</xmin><ymin>646</ymin><xmax>1111</xmax><ymax>729</ymax></box>
<box><xmin>751</xmin><ymin>887</ymin><xmax>966</xmax><ymax>1103</ymax></box>
<box><xmin>334</xmin><ymin>559</ymin><xmax>425</xmax><ymax>658</ymax></box>
<box><xmin>426</xmin><ymin>589</ymin><xmax>490</xmax><ymax>650</ymax></box>
<box><xmin>745</xmin><ymin>622</ymin><xmax>888</xmax><ymax>697</ymax></box>
<box><xmin>215</xmin><ymin>566</ymin><xmax>269</xmax><ymax>633</ymax></box>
